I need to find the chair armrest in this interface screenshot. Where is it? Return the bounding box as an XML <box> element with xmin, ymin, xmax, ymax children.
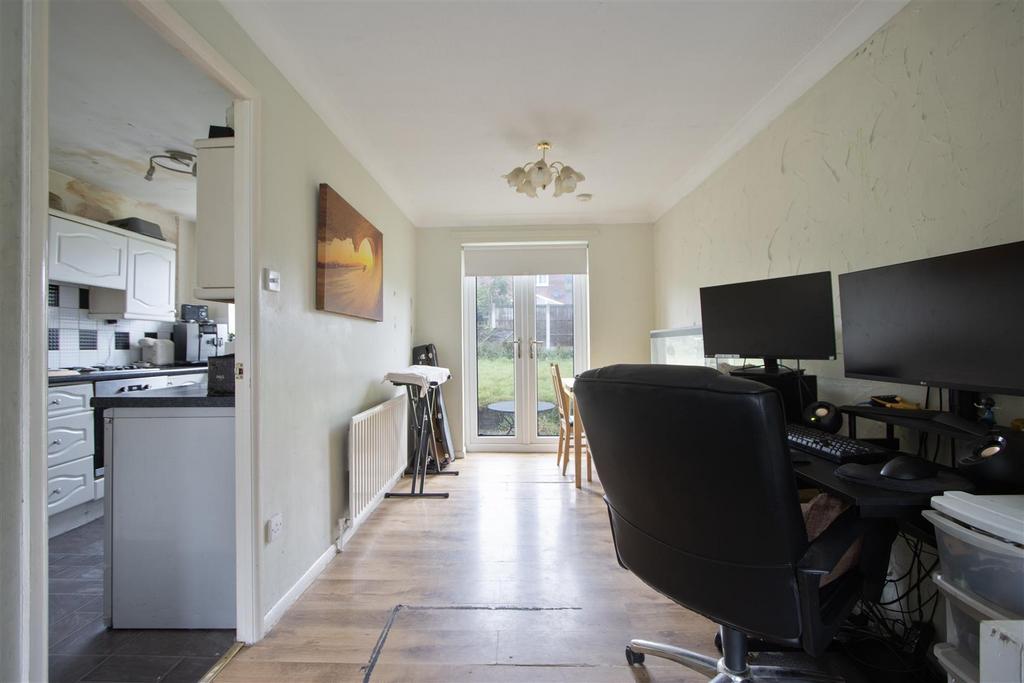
<box><xmin>797</xmin><ymin>506</ymin><xmax>863</xmax><ymax>575</ymax></box>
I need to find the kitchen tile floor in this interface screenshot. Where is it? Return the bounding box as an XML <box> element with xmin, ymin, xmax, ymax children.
<box><xmin>49</xmin><ymin>519</ymin><xmax>234</xmax><ymax>683</ymax></box>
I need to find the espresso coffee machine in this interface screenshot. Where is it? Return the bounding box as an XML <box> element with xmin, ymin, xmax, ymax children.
<box><xmin>174</xmin><ymin>321</ymin><xmax>228</xmax><ymax>364</ymax></box>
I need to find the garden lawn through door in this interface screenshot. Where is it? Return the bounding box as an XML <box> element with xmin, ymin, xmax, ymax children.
<box><xmin>466</xmin><ymin>274</ymin><xmax>587</xmax><ymax>451</ymax></box>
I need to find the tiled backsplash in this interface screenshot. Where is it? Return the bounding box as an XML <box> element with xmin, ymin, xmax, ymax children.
<box><xmin>47</xmin><ymin>284</ymin><xmax>173</xmax><ymax>369</ymax></box>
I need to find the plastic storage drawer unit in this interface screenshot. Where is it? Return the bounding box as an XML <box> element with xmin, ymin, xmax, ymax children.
<box><xmin>923</xmin><ymin>492</ymin><xmax>1024</xmax><ymax>614</ymax></box>
<box><xmin>934</xmin><ymin>642</ymin><xmax>978</xmax><ymax>683</ymax></box>
<box><xmin>933</xmin><ymin>573</ymin><xmax>1019</xmax><ymax>672</ymax></box>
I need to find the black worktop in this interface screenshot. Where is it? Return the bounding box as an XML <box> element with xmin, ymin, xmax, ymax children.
<box><xmin>49</xmin><ymin>365</ymin><xmax>207</xmax><ymax>386</ymax></box>
<box><xmin>91</xmin><ymin>383</ymin><xmax>234</xmax><ymax>408</ymax></box>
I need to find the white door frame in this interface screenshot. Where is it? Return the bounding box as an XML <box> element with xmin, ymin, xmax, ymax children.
<box><xmin>462</xmin><ymin>274</ymin><xmax>589</xmax><ymax>453</ymax></box>
<box><xmin>123</xmin><ymin>0</ymin><xmax>263</xmax><ymax>644</ymax></box>
<box><xmin>2</xmin><ymin>1</ymin><xmax>51</xmax><ymax>678</ymax></box>
<box><xmin>9</xmin><ymin>4</ymin><xmax>264</xmax><ymax>669</ymax></box>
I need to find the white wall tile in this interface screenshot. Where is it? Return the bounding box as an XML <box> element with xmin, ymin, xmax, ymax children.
<box><xmin>59</xmin><ymin>350</ymin><xmax>80</xmax><ymax>368</ymax></box>
<box><xmin>48</xmin><ymin>351</ymin><xmax>60</xmax><ymax>370</ymax></box>
<box><xmin>58</xmin><ymin>328</ymin><xmax>78</xmax><ymax>351</ymax></box>
<box><xmin>58</xmin><ymin>285</ymin><xmax>79</xmax><ymax>309</ymax></box>
<box><xmin>58</xmin><ymin>309</ymin><xmax>79</xmax><ymax>328</ymax></box>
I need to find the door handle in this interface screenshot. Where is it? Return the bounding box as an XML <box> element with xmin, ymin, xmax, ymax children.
<box><xmin>529</xmin><ymin>340</ymin><xmax>541</xmax><ymax>359</ymax></box>
<box><xmin>512</xmin><ymin>338</ymin><xmax>521</xmax><ymax>359</ymax></box>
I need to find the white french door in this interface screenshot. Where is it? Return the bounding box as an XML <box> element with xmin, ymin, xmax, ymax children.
<box><xmin>463</xmin><ymin>273</ymin><xmax>588</xmax><ymax>452</ymax></box>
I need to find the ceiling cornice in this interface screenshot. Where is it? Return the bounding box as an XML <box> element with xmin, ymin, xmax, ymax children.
<box><xmin>648</xmin><ymin>0</ymin><xmax>908</xmax><ymax>222</ymax></box>
<box><xmin>415</xmin><ymin>208</ymin><xmax>655</xmax><ymax>230</ymax></box>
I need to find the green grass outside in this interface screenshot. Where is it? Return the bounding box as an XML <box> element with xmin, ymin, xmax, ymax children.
<box><xmin>476</xmin><ymin>349</ymin><xmax>573</xmax><ymax>437</ymax></box>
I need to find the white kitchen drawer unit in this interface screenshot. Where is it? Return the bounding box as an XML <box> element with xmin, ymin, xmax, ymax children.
<box><xmin>48</xmin><ymin>212</ymin><xmax>128</xmax><ymax>289</ymax></box>
<box><xmin>47</xmin><ymin>411</ymin><xmax>94</xmax><ymax>468</ymax></box>
<box><xmin>47</xmin><ymin>455</ymin><xmax>95</xmax><ymax>515</ymax></box>
<box><xmin>47</xmin><ymin>383</ymin><xmax>94</xmax><ymax>417</ymax></box>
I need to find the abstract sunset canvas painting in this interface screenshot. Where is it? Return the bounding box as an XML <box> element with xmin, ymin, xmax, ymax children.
<box><xmin>316</xmin><ymin>183</ymin><xmax>384</xmax><ymax>321</ymax></box>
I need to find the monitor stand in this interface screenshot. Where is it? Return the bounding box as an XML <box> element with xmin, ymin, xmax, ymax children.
<box><xmin>730</xmin><ymin>358</ymin><xmax>801</xmax><ymax>376</ymax></box>
<box><xmin>729</xmin><ymin>363</ymin><xmax>816</xmax><ymax>424</ymax></box>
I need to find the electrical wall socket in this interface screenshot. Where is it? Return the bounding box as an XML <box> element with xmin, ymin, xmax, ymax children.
<box><xmin>266</xmin><ymin>513</ymin><xmax>284</xmax><ymax>542</ymax></box>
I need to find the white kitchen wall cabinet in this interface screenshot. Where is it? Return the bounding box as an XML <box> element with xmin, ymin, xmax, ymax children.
<box><xmin>90</xmin><ymin>234</ymin><xmax>177</xmax><ymax>322</ymax></box>
<box><xmin>193</xmin><ymin>137</ymin><xmax>235</xmax><ymax>301</ymax></box>
<box><xmin>48</xmin><ymin>211</ymin><xmax>128</xmax><ymax>290</ymax></box>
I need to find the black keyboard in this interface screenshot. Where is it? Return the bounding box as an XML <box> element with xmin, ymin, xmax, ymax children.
<box><xmin>786</xmin><ymin>424</ymin><xmax>890</xmax><ymax>464</ymax></box>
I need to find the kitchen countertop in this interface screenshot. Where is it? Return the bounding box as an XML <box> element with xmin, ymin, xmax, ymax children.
<box><xmin>91</xmin><ymin>383</ymin><xmax>234</xmax><ymax>408</ymax></box>
<box><xmin>49</xmin><ymin>365</ymin><xmax>208</xmax><ymax>386</ymax></box>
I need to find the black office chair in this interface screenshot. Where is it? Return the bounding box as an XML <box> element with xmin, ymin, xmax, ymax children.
<box><xmin>573</xmin><ymin>365</ymin><xmax>864</xmax><ymax>682</ymax></box>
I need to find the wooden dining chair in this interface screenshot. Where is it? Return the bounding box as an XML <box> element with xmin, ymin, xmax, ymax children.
<box><xmin>550</xmin><ymin>363</ymin><xmax>589</xmax><ymax>479</ymax></box>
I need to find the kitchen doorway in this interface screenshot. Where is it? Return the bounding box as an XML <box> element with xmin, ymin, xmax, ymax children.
<box><xmin>8</xmin><ymin>0</ymin><xmax>262</xmax><ymax>679</ymax></box>
<box><xmin>461</xmin><ymin>244</ymin><xmax>589</xmax><ymax>453</ymax></box>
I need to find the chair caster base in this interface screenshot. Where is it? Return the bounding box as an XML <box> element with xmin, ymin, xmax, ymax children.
<box><xmin>625</xmin><ymin>638</ymin><xmax>845</xmax><ymax>682</ymax></box>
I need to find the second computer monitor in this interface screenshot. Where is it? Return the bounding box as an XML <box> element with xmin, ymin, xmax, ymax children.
<box><xmin>700</xmin><ymin>271</ymin><xmax>836</xmax><ymax>372</ymax></box>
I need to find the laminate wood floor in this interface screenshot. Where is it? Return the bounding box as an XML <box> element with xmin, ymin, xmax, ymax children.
<box><xmin>218</xmin><ymin>453</ymin><xmax>721</xmax><ymax>682</ymax></box>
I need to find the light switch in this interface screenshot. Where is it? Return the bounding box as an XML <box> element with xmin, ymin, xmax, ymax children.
<box><xmin>262</xmin><ymin>268</ymin><xmax>281</xmax><ymax>292</ymax></box>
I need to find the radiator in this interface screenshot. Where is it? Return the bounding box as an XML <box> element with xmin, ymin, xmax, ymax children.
<box><xmin>342</xmin><ymin>395</ymin><xmax>407</xmax><ymax>547</ymax></box>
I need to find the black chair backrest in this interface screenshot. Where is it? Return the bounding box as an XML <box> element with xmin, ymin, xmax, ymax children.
<box><xmin>573</xmin><ymin>364</ymin><xmax>809</xmax><ymax>641</ymax></box>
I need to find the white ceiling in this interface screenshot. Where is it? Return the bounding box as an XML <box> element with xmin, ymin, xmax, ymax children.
<box><xmin>49</xmin><ymin>0</ymin><xmax>232</xmax><ymax>219</ymax></box>
<box><xmin>225</xmin><ymin>0</ymin><xmax>905</xmax><ymax>228</ymax></box>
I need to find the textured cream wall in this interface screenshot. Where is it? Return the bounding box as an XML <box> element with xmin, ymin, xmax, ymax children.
<box><xmin>170</xmin><ymin>1</ymin><xmax>416</xmax><ymax>615</ymax></box>
<box><xmin>415</xmin><ymin>224</ymin><xmax>654</xmax><ymax>453</ymax></box>
<box><xmin>654</xmin><ymin>0</ymin><xmax>1023</xmax><ymax>422</ymax></box>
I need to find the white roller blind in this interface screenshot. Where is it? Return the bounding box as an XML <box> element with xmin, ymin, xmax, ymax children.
<box><xmin>462</xmin><ymin>242</ymin><xmax>588</xmax><ymax>277</ymax></box>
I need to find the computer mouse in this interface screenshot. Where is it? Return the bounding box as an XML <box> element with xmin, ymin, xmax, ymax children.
<box><xmin>880</xmin><ymin>455</ymin><xmax>938</xmax><ymax>481</ymax></box>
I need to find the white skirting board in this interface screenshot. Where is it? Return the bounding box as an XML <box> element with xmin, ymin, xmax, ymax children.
<box><xmin>262</xmin><ymin>544</ymin><xmax>337</xmax><ymax>634</ymax></box>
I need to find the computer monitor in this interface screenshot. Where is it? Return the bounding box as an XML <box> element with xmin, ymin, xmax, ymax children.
<box><xmin>700</xmin><ymin>272</ymin><xmax>836</xmax><ymax>373</ymax></box>
<box><xmin>838</xmin><ymin>241</ymin><xmax>1024</xmax><ymax>396</ymax></box>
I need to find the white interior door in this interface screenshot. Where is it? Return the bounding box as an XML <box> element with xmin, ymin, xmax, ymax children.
<box><xmin>463</xmin><ymin>273</ymin><xmax>588</xmax><ymax>452</ymax></box>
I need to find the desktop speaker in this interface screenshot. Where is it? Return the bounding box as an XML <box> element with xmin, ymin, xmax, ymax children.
<box><xmin>803</xmin><ymin>401</ymin><xmax>842</xmax><ymax>434</ymax></box>
<box><xmin>958</xmin><ymin>430</ymin><xmax>1024</xmax><ymax>493</ymax></box>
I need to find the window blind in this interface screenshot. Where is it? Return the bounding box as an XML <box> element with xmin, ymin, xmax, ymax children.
<box><xmin>462</xmin><ymin>242</ymin><xmax>588</xmax><ymax>277</ymax></box>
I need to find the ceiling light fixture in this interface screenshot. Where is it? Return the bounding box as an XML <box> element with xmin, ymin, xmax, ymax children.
<box><xmin>143</xmin><ymin>150</ymin><xmax>197</xmax><ymax>182</ymax></box>
<box><xmin>503</xmin><ymin>141</ymin><xmax>585</xmax><ymax>198</ymax></box>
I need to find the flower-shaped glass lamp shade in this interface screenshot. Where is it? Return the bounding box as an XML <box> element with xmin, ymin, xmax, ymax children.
<box><xmin>516</xmin><ymin>178</ymin><xmax>538</xmax><ymax>197</ymax></box>
<box><xmin>553</xmin><ymin>166</ymin><xmax>585</xmax><ymax>197</ymax></box>
<box><xmin>527</xmin><ymin>159</ymin><xmax>553</xmax><ymax>189</ymax></box>
<box><xmin>565</xmin><ymin>166</ymin><xmax>585</xmax><ymax>183</ymax></box>
<box><xmin>504</xmin><ymin>167</ymin><xmax>526</xmax><ymax>188</ymax></box>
